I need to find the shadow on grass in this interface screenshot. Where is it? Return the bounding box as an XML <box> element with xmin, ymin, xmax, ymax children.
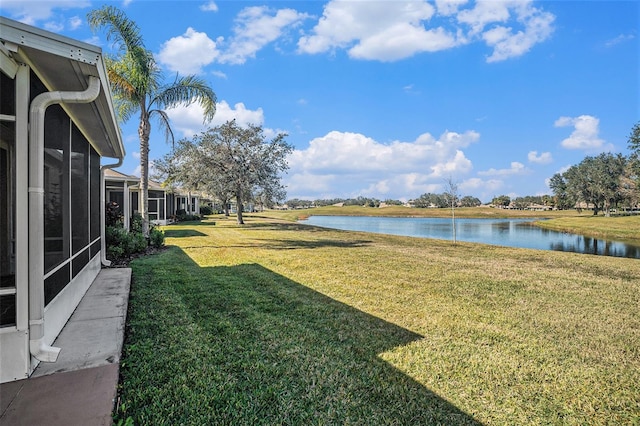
<box><xmin>120</xmin><ymin>247</ymin><xmax>481</xmax><ymax>425</ymax></box>
<box><xmin>177</xmin><ymin>238</ymin><xmax>373</xmax><ymax>251</ymax></box>
<box><xmin>258</xmin><ymin>238</ymin><xmax>373</xmax><ymax>250</ymax></box>
<box><xmin>163</xmin><ymin>229</ymin><xmax>208</xmax><ymax>238</ymax></box>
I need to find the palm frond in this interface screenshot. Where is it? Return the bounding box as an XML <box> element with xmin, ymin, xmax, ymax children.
<box><xmin>87</xmin><ymin>6</ymin><xmax>144</xmax><ymax>55</ymax></box>
<box><xmin>88</xmin><ymin>6</ymin><xmax>159</xmax><ymax>96</ymax></box>
<box><xmin>149</xmin><ymin>109</ymin><xmax>176</xmax><ymax>146</ymax></box>
<box><xmin>152</xmin><ymin>75</ymin><xmax>217</xmax><ymax>122</ymax></box>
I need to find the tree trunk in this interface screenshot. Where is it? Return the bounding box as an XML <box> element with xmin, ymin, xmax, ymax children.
<box><xmin>451</xmin><ymin>202</ymin><xmax>456</xmax><ymax>244</ymax></box>
<box><xmin>236</xmin><ymin>193</ymin><xmax>244</xmax><ymax>225</ymax></box>
<box><xmin>138</xmin><ymin>114</ymin><xmax>151</xmax><ymax>237</ymax></box>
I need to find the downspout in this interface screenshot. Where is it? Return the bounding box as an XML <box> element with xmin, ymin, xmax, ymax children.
<box><xmin>29</xmin><ymin>75</ymin><xmax>101</xmax><ymax>362</ymax></box>
<box><xmin>100</xmin><ymin>157</ymin><xmax>123</xmax><ymax>267</ymax></box>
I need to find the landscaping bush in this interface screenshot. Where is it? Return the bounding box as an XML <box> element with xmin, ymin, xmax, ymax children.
<box><xmin>130</xmin><ymin>213</ymin><xmax>144</xmax><ymax>234</ymax></box>
<box><xmin>149</xmin><ymin>227</ymin><xmax>165</xmax><ymax>248</ymax></box>
<box><xmin>175</xmin><ymin>209</ymin><xmax>202</xmax><ymax>222</ymax></box>
<box><xmin>199</xmin><ymin>205</ymin><xmax>213</xmax><ymax>215</ymax></box>
<box><xmin>106</xmin><ymin>225</ymin><xmax>133</xmax><ymax>260</ymax></box>
<box><xmin>106</xmin><ymin>201</ymin><xmax>123</xmax><ymax>227</ymax></box>
<box><xmin>106</xmin><ymin>212</ymin><xmax>165</xmax><ymax>263</ymax></box>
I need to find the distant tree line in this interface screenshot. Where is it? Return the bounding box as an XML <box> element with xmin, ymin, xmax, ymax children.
<box><xmin>411</xmin><ymin>193</ymin><xmax>482</xmax><ymax>208</ymax></box>
<box><xmin>489</xmin><ymin>194</ymin><xmax>554</xmax><ymax>209</ymax></box>
<box><xmin>286</xmin><ymin>197</ymin><xmax>403</xmax><ymax>209</ymax></box>
<box><xmin>549</xmin><ymin>122</ymin><xmax>640</xmax><ymax>216</ymax></box>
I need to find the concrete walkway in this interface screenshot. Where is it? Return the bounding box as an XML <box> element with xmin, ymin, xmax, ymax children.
<box><xmin>0</xmin><ymin>268</ymin><xmax>131</xmax><ymax>426</ymax></box>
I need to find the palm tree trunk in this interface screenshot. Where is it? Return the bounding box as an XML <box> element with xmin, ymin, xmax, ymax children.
<box><xmin>139</xmin><ymin>115</ymin><xmax>151</xmax><ymax>237</ymax></box>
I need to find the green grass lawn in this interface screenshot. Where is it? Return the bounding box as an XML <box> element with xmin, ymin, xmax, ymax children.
<box><xmin>535</xmin><ymin>215</ymin><xmax>640</xmax><ymax>244</ymax></box>
<box><xmin>116</xmin><ymin>215</ymin><xmax>640</xmax><ymax>425</ymax></box>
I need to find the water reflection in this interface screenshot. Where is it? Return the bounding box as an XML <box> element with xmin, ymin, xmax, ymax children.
<box><xmin>302</xmin><ymin>216</ymin><xmax>640</xmax><ymax>259</ymax></box>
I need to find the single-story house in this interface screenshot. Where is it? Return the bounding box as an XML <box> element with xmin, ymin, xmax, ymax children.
<box><xmin>105</xmin><ymin>169</ymin><xmax>170</xmax><ymax>227</ymax></box>
<box><xmin>0</xmin><ymin>17</ymin><xmax>125</xmax><ymax>383</ymax></box>
<box><xmin>104</xmin><ymin>169</ymin><xmax>204</xmax><ymax>228</ymax></box>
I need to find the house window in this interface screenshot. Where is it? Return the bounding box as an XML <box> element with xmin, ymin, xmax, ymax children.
<box><xmin>1</xmin><ymin>128</ymin><xmax>16</xmax><ymax>328</ymax></box>
<box><xmin>148</xmin><ymin>191</ymin><xmax>165</xmax><ymax>221</ymax></box>
<box><xmin>90</xmin><ymin>146</ymin><xmax>100</xmax><ymax>241</ymax></box>
<box><xmin>109</xmin><ymin>191</ymin><xmax>124</xmax><ymax>214</ymax></box>
<box><xmin>130</xmin><ymin>191</ymin><xmax>139</xmax><ymax>214</ymax></box>
<box><xmin>37</xmin><ymin>73</ymin><xmax>101</xmax><ymax>305</ymax></box>
<box><xmin>149</xmin><ymin>199</ymin><xmax>158</xmax><ymax>221</ymax></box>
<box><xmin>43</xmin><ymin>104</ymin><xmax>70</xmax><ymax>274</ymax></box>
<box><xmin>1</xmin><ymin>61</ymin><xmax>16</xmax><ymax>328</ymax></box>
<box><xmin>71</xmin><ymin>124</ymin><xmax>88</xmax><ymax>256</ymax></box>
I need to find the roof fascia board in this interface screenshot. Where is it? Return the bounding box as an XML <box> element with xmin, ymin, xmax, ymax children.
<box><xmin>0</xmin><ymin>16</ymin><xmax>101</xmax><ymax>66</ymax></box>
<box><xmin>0</xmin><ymin>41</ymin><xmax>18</xmax><ymax>78</ymax></box>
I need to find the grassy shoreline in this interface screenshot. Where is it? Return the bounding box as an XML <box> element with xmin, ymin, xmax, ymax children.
<box><xmin>116</xmin><ymin>215</ymin><xmax>640</xmax><ymax>425</ymax></box>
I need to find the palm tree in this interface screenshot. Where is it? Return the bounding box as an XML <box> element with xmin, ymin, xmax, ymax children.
<box><xmin>88</xmin><ymin>5</ymin><xmax>216</xmax><ymax>235</ymax></box>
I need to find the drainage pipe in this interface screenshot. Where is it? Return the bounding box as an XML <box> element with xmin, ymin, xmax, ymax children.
<box><xmin>29</xmin><ymin>75</ymin><xmax>101</xmax><ymax>362</ymax></box>
<box><xmin>100</xmin><ymin>157</ymin><xmax>123</xmax><ymax>267</ymax></box>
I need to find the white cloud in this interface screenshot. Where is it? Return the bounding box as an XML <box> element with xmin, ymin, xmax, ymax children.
<box><xmin>166</xmin><ymin>100</ymin><xmax>265</xmax><ymax>138</ymax></box>
<box><xmin>457</xmin><ymin>1</ymin><xmax>511</xmax><ymax>35</ymax></box>
<box><xmin>157</xmin><ymin>28</ymin><xmax>220</xmax><ymax>75</ymax></box>
<box><xmin>528</xmin><ymin>150</ymin><xmax>553</xmax><ymax>164</ymax></box>
<box><xmin>211</xmin><ymin>70</ymin><xmax>227</xmax><ymax>79</ymax></box>
<box><xmin>482</xmin><ymin>7</ymin><xmax>555</xmax><ymax>63</ymax></box>
<box><xmin>68</xmin><ymin>16</ymin><xmax>82</xmax><ymax>30</ymax></box>
<box><xmin>200</xmin><ymin>1</ymin><xmax>218</xmax><ymax>12</ymax></box>
<box><xmin>605</xmin><ymin>33</ymin><xmax>635</xmax><ymax>48</ymax></box>
<box><xmin>131</xmin><ymin>160</ymin><xmax>157</xmax><ymax>179</ymax></box>
<box><xmin>349</xmin><ymin>25</ymin><xmax>459</xmax><ymax>61</ymax></box>
<box><xmin>285</xmin><ymin>129</ymin><xmax>479</xmax><ymax>199</ymax></box>
<box><xmin>555</xmin><ymin>115</ymin><xmax>610</xmax><ymax>151</ymax></box>
<box><xmin>84</xmin><ymin>36</ymin><xmax>102</xmax><ymax>46</ymax></box>
<box><xmin>459</xmin><ymin>177</ymin><xmax>504</xmax><ymax>201</ymax></box>
<box><xmin>0</xmin><ymin>0</ymin><xmax>90</xmax><ymax>25</ymax></box>
<box><xmin>435</xmin><ymin>0</ymin><xmax>469</xmax><ymax>17</ymax></box>
<box><xmin>212</xmin><ymin>101</ymin><xmax>265</xmax><ymax>127</ymax></box>
<box><xmin>44</xmin><ymin>21</ymin><xmax>65</xmax><ymax>32</ymax></box>
<box><xmin>219</xmin><ymin>6</ymin><xmax>311</xmax><ymax>65</ymax></box>
<box><xmin>298</xmin><ymin>0</ymin><xmax>554</xmax><ymax>63</ymax></box>
<box><xmin>478</xmin><ymin>161</ymin><xmax>527</xmax><ymax>176</ymax></box>
<box><xmin>298</xmin><ymin>1</ymin><xmax>460</xmax><ymax>61</ymax></box>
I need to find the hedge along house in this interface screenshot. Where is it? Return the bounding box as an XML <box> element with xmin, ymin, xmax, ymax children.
<box><xmin>0</xmin><ymin>17</ymin><xmax>125</xmax><ymax>383</ymax></box>
<box><xmin>104</xmin><ymin>169</ymin><xmax>170</xmax><ymax>228</ymax></box>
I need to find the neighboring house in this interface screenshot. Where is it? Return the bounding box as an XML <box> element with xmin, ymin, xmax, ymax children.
<box><xmin>527</xmin><ymin>203</ymin><xmax>552</xmax><ymax>211</ymax></box>
<box><xmin>105</xmin><ymin>170</ymin><xmax>204</xmax><ymax>227</ymax></box>
<box><xmin>104</xmin><ymin>169</ymin><xmax>171</xmax><ymax>227</ymax></box>
<box><xmin>172</xmin><ymin>191</ymin><xmax>202</xmax><ymax>217</ymax></box>
<box><xmin>0</xmin><ymin>17</ymin><xmax>125</xmax><ymax>383</ymax></box>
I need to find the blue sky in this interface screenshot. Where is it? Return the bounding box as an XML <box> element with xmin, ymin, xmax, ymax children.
<box><xmin>2</xmin><ymin>1</ymin><xmax>638</xmax><ymax>202</ymax></box>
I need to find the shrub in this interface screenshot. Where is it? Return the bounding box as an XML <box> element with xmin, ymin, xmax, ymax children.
<box><xmin>130</xmin><ymin>213</ymin><xmax>144</xmax><ymax>234</ymax></box>
<box><xmin>149</xmin><ymin>227</ymin><xmax>165</xmax><ymax>248</ymax></box>
<box><xmin>106</xmin><ymin>201</ymin><xmax>123</xmax><ymax>227</ymax></box>
<box><xmin>200</xmin><ymin>205</ymin><xmax>213</xmax><ymax>215</ymax></box>
<box><xmin>175</xmin><ymin>209</ymin><xmax>202</xmax><ymax>222</ymax></box>
<box><xmin>105</xmin><ymin>207</ymin><xmax>166</xmax><ymax>262</ymax></box>
<box><xmin>106</xmin><ymin>226</ymin><xmax>132</xmax><ymax>260</ymax></box>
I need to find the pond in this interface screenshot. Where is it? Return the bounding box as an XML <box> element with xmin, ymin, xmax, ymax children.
<box><xmin>301</xmin><ymin>216</ymin><xmax>640</xmax><ymax>259</ymax></box>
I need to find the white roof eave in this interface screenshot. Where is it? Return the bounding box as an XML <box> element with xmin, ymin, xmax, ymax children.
<box><xmin>0</xmin><ymin>16</ymin><xmax>125</xmax><ymax>160</ymax></box>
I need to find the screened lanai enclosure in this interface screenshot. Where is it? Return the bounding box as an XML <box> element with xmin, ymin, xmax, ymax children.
<box><xmin>0</xmin><ymin>17</ymin><xmax>124</xmax><ymax>383</ymax></box>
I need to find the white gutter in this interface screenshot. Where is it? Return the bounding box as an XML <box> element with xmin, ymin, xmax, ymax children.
<box><xmin>29</xmin><ymin>75</ymin><xmax>101</xmax><ymax>362</ymax></box>
<box><xmin>100</xmin><ymin>158</ymin><xmax>123</xmax><ymax>267</ymax></box>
